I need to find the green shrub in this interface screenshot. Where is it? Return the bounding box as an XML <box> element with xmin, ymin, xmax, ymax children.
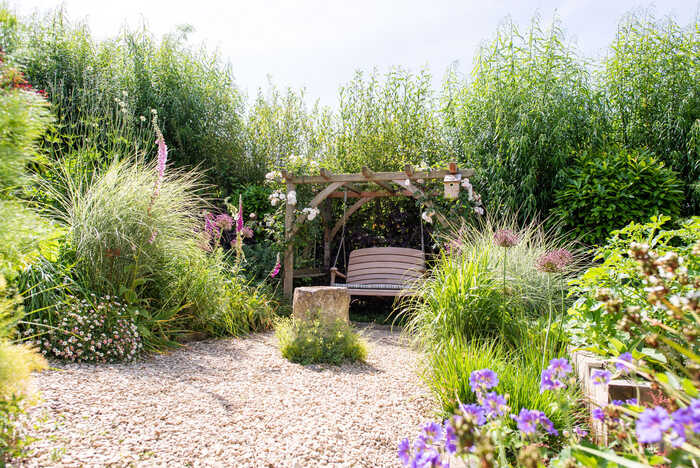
<box><xmin>553</xmin><ymin>148</ymin><xmax>684</xmax><ymax>245</ymax></box>
<box><xmin>276</xmin><ymin>315</ymin><xmax>367</xmax><ymax>365</ymax></box>
<box><xmin>567</xmin><ymin>215</ymin><xmax>699</xmax><ymax>356</ymax></box>
<box><xmin>401</xmin><ymin>216</ymin><xmax>582</xmax><ymax>347</ymax></box>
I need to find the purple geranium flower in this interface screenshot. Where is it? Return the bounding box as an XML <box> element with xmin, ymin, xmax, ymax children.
<box><xmin>636</xmin><ymin>406</ymin><xmax>673</xmax><ymax>444</ymax></box>
<box><xmin>469</xmin><ymin>368</ymin><xmax>499</xmax><ymax>393</ymax></box>
<box><xmin>615</xmin><ymin>352</ymin><xmax>634</xmax><ymax>374</ymax></box>
<box><xmin>511</xmin><ymin>409</ymin><xmax>557</xmax><ymax>436</ymax></box>
<box><xmin>540</xmin><ymin>368</ymin><xmax>565</xmax><ymax>393</ymax></box>
<box><xmin>398</xmin><ymin>438</ymin><xmax>411</xmax><ymax>466</ymax></box>
<box><xmin>547</xmin><ymin>358</ymin><xmax>572</xmax><ymax>377</ymax></box>
<box><xmin>421</xmin><ymin>422</ymin><xmax>443</xmax><ymax>444</ymax></box>
<box><xmin>444</xmin><ymin>423</ymin><xmax>457</xmax><ymax>454</ymax></box>
<box><xmin>459</xmin><ymin>403</ymin><xmax>487</xmax><ymax>426</ymax></box>
<box><xmin>574</xmin><ymin>427</ymin><xmax>588</xmax><ymax>438</ymax></box>
<box><xmin>512</xmin><ymin>409</ymin><xmax>539</xmax><ymax>434</ymax></box>
<box><xmin>592</xmin><ymin>408</ymin><xmax>605</xmax><ymax>421</ymax></box>
<box><xmin>480</xmin><ymin>392</ymin><xmax>508</xmax><ymax>418</ymax></box>
<box><xmin>668</xmin><ymin>400</ymin><xmax>700</xmax><ymax>447</ymax></box>
<box><xmin>591</xmin><ymin>369</ymin><xmax>612</xmax><ymax>385</ymax></box>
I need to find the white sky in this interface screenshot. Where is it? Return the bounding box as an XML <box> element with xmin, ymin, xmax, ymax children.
<box><xmin>13</xmin><ymin>0</ymin><xmax>700</xmax><ymax>107</ymax></box>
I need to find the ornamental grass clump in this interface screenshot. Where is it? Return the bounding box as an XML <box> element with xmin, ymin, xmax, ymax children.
<box><xmin>401</xmin><ymin>215</ymin><xmax>582</xmax><ymax>347</ymax></box>
<box><xmin>275</xmin><ymin>315</ymin><xmax>367</xmax><ymax>365</ymax></box>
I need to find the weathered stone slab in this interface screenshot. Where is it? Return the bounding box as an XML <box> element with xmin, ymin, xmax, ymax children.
<box><xmin>292</xmin><ymin>286</ymin><xmax>350</xmax><ymax>323</ymax></box>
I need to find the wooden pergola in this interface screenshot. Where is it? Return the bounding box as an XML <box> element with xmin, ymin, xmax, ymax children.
<box><xmin>281</xmin><ymin>163</ymin><xmax>474</xmax><ymax>297</ymax></box>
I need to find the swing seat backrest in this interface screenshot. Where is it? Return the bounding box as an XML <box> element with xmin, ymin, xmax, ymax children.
<box><xmin>332</xmin><ymin>247</ymin><xmax>425</xmax><ymax>297</ymax></box>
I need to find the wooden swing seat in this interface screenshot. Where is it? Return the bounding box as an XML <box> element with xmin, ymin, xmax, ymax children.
<box><xmin>330</xmin><ymin>247</ymin><xmax>425</xmax><ymax>297</ymax></box>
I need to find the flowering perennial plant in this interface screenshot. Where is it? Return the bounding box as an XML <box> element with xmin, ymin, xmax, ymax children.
<box><xmin>398</xmin><ymin>365</ymin><xmax>586</xmax><ymax>467</ymax></box>
<box><xmin>23</xmin><ymin>296</ymin><xmax>142</xmax><ymax>363</ymax></box>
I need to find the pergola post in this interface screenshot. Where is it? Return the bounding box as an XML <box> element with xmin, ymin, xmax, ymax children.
<box><xmin>283</xmin><ymin>179</ymin><xmax>296</xmax><ymax>298</ymax></box>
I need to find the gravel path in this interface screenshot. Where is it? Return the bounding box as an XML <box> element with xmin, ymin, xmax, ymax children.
<box><xmin>19</xmin><ymin>325</ymin><xmax>433</xmax><ymax>467</ymax></box>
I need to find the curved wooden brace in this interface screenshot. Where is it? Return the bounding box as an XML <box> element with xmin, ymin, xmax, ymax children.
<box><xmin>329</xmin><ymin>195</ymin><xmax>378</xmax><ymax>242</ymax></box>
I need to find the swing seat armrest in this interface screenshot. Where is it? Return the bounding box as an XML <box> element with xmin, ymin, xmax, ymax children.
<box><xmin>330</xmin><ymin>267</ymin><xmax>346</xmax><ymax>282</ymax></box>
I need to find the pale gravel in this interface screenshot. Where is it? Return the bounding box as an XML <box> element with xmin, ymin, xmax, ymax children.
<box><xmin>17</xmin><ymin>325</ymin><xmax>433</xmax><ymax>467</ymax></box>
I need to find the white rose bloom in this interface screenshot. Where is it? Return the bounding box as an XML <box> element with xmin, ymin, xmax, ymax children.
<box><xmin>421</xmin><ymin>211</ymin><xmax>434</xmax><ymax>224</ymax></box>
<box><xmin>287</xmin><ymin>191</ymin><xmax>297</xmax><ymax>206</ymax></box>
<box><xmin>474</xmin><ymin>207</ymin><xmax>485</xmax><ymax>216</ymax></box>
<box><xmin>403</xmin><ymin>179</ymin><xmax>411</xmax><ymax>187</ymax></box>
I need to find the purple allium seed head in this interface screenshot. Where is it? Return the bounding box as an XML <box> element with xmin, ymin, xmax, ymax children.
<box><xmin>214</xmin><ymin>213</ymin><xmax>234</xmax><ymax>231</ymax></box>
<box><xmin>494</xmin><ymin>229</ymin><xmax>519</xmax><ymax>248</ymax></box>
<box><xmin>536</xmin><ymin>248</ymin><xmax>574</xmax><ymax>273</ymax></box>
<box><xmin>241</xmin><ymin>226</ymin><xmax>254</xmax><ymax>239</ymax></box>
<box><xmin>469</xmin><ymin>368</ymin><xmax>499</xmax><ymax>393</ymax></box>
<box><xmin>636</xmin><ymin>406</ymin><xmax>672</xmax><ymax>444</ymax></box>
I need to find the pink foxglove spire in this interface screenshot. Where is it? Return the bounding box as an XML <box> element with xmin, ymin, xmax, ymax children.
<box><xmin>236</xmin><ymin>194</ymin><xmax>244</xmax><ymax>233</ymax></box>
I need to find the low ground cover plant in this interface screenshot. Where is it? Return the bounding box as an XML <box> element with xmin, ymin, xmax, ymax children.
<box><xmin>21</xmin><ymin>295</ymin><xmax>142</xmax><ymax>363</ymax></box>
<box><xmin>276</xmin><ymin>314</ymin><xmax>367</xmax><ymax>365</ymax></box>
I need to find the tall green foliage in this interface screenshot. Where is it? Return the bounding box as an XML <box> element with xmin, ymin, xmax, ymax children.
<box><xmin>7</xmin><ymin>9</ymin><xmax>246</xmax><ymax>196</ymax></box>
<box><xmin>604</xmin><ymin>12</ymin><xmax>700</xmax><ymax>213</ymax></box>
<box><xmin>446</xmin><ymin>16</ymin><xmax>604</xmax><ymax>219</ymax></box>
<box><xmin>330</xmin><ymin>67</ymin><xmax>448</xmax><ymax>172</ymax></box>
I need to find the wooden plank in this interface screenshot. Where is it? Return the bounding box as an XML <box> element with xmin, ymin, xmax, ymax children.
<box><xmin>348</xmin><ymin>254</ymin><xmax>425</xmax><ymax>266</ymax></box>
<box><xmin>346</xmin><ymin>288</ymin><xmax>416</xmax><ymax>297</ymax></box>
<box><xmin>348</xmin><ymin>275</ymin><xmax>422</xmax><ymax>284</ymax></box>
<box><xmin>284</xmin><ymin>168</ymin><xmax>474</xmax><ymax>185</ymax></box>
<box><xmin>348</xmin><ymin>262</ymin><xmax>426</xmax><ymax>273</ymax></box>
<box><xmin>362</xmin><ymin>166</ymin><xmax>396</xmax><ymax>194</ymax></box>
<box><xmin>350</xmin><ymin>247</ymin><xmax>425</xmax><ymax>258</ymax></box>
<box><xmin>327</xmin><ymin>190</ymin><xmax>435</xmax><ymax>198</ymax></box>
<box><xmin>349</xmin><ymin>268</ymin><xmax>424</xmax><ymax>279</ymax></box>
<box><xmin>320</xmin><ymin>168</ymin><xmax>363</xmax><ymax>194</ymax></box>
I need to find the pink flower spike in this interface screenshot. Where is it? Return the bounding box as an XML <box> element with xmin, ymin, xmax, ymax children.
<box><xmin>237</xmin><ymin>194</ymin><xmax>244</xmax><ymax>233</ymax></box>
